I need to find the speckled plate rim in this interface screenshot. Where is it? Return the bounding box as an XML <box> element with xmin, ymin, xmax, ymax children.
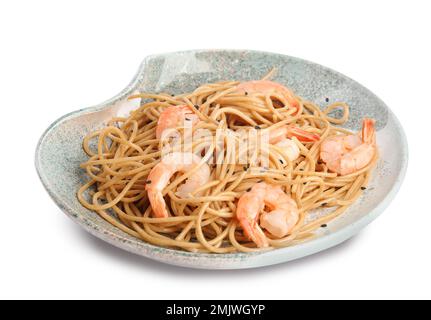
<box><xmin>35</xmin><ymin>49</ymin><xmax>409</xmax><ymax>269</ymax></box>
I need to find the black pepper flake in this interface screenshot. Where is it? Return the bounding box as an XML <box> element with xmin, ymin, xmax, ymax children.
<box><xmin>279</xmin><ymin>159</ymin><xmax>284</xmax><ymax>164</ymax></box>
<box><xmin>246</xmin><ymin>188</ymin><xmax>252</xmax><ymax>192</ymax></box>
<box><xmin>185</xmin><ymin>117</ymin><xmax>191</xmax><ymax>121</ymax></box>
<box><xmin>145</xmin><ymin>180</ymin><xmax>152</xmax><ymax>184</ymax></box>
<box><xmin>321</xmin><ymin>224</ymin><xmax>327</xmax><ymax>228</ymax></box>
<box><xmin>245</xmin><ymin>91</ymin><xmax>248</xmax><ymax>96</ymax></box>
<box><xmin>321</xmin><ymin>202</ymin><xmax>327</xmax><ymax>206</ymax></box>
<box><xmin>194</xmin><ymin>104</ymin><xmax>199</xmax><ymax>110</ymax></box>
<box><xmin>243</xmin><ymin>166</ymin><xmax>248</xmax><ymax>171</ymax></box>
<box><xmin>171</xmin><ymin>94</ymin><xmax>175</xmax><ymax>97</ymax></box>
<box><xmin>254</xmin><ymin>125</ymin><xmax>261</xmax><ymax>130</ymax></box>
<box><xmin>325</xmin><ymin>97</ymin><xmax>329</xmax><ymax>102</ymax></box>
<box><xmin>257</xmin><ymin>180</ymin><xmax>262</xmax><ymax>183</ymax></box>
<box><xmin>361</xmin><ymin>187</ymin><xmax>367</xmax><ymax>190</ymax></box>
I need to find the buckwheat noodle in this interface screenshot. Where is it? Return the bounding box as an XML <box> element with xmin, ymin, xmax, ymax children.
<box><xmin>77</xmin><ymin>70</ymin><xmax>378</xmax><ymax>253</ymax></box>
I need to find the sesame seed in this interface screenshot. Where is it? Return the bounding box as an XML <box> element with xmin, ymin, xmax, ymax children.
<box><xmin>325</xmin><ymin>97</ymin><xmax>329</xmax><ymax>102</ymax></box>
<box><xmin>361</xmin><ymin>187</ymin><xmax>367</xmax><ymax>190</ymax></box>
<box><xmin>321</xmin><ymin>224</ymin><xmax>327</xmax><ymax>228</ymax></box>
<box><xmin>145</xmin><ymin>180</ymin><xmax>151</xmax><ymax>184</ymax></box>
<box><xmin>254</xmin><ymin>125</ymin><xmax>261</xmax><ymax>130</ymax></box>
<box><xmin>194</xmin><ymin>104</ymin><xmax>199</xmax><ymax>110</ymax></box>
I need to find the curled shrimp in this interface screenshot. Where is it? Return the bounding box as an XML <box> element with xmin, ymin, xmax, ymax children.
<box><xmin>236</xmin><ymin>80</ymin><xmax>299</xmax><ymax>113</ymax></box>
<box><xmin>268</xmin><ymin>125</ymin><xmax>320</xmax><ymax>161</ymax></box>
<box><xmin>156</xmin><ymin>105</ymin><xmax>200</xmax><ymax>139</ymax></box>
<box><xmin>146</xmin><ymin>152</ymin><xmax>210</xmax><ymax>218</ymax></box>
<box><xmin>320</xmin><ymin>118</ymin><xmax>376</xmax><ymax>175</ymax></box>
<box><xmin>236</xmin><ymin>182</ymin><xmax>299</xmax><ymax>248</ymax></box>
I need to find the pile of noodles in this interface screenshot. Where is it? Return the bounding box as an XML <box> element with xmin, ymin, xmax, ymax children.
<box><xmin>77</xmin><ymin>71</ymin><xmax>378</xmax><ymax>253</ymax></box>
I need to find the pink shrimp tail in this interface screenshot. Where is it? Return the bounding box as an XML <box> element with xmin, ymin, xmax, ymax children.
<box><xmin>240</xmin><ymin>219</ymin><xmax>269</xmax><ymax>248</ymax></box>
<box><xmin>146</xmin><ymin>188</ymin><xmax>169</xmax><ymax>218</ymax></box>
<box><xmin>362</xmin><ymin>118</ymin><xmax>376</xmax><ymax>145</ymax></box>
<box><xmin>286</xmin><ymin>126</ymin><xmax>320</xmax><ymax>142</ymax></box>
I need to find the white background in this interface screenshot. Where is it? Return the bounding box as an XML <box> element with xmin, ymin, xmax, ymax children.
<box><xmin>1</xmin><ymin>0</ymin><xmax>430</xmax><ymax>300</ymax></box>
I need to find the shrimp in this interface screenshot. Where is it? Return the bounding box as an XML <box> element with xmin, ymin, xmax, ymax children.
<box><xmin>320</xmin><ymin>118</ymin><xmax>376</xmax><ymax>175</ymax></box>
<box><xmin>236</xmin><ymin>182</ymin><xmax>299</xmax><ymax>248</ymax></box>
<box><xmin>146</xmin><ymin>152</ymin><xmax>210</xmax><ymax>218</ymax></box>
<box><xmin>156</xmin><ymin>105</ymin><xmax>200</xmax><ymax>139</ymax></box>
<box><xmin>236</xmin><ymin>80</ymin><xmax>299</xmax><ymax>113</ymax></box>
<box><xmin>272</xmin><ymin>139</ymin><xmax>300</xmax><ymax>162</ymax></box>
<box><xmin>268</xmin><ymin>125</ymin><xmax>320</xmax><ymax>161</ymax></box>
<box><xmin>269</xmin><ymin>125</ymin><xmax>320</xmax><ymax>143</ymax></box>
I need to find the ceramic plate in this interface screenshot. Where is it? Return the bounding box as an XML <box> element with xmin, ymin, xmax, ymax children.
<box><xmin>35</xmin><ymin>50</ymin><xmax>408</xmax><ymax>269</ymax></box>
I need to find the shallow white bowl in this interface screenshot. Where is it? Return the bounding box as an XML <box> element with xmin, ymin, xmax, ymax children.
<box><xmin>35</xmin><ymin>50</ymin><xmax>408</xmax><ymax>269</ymax></box>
